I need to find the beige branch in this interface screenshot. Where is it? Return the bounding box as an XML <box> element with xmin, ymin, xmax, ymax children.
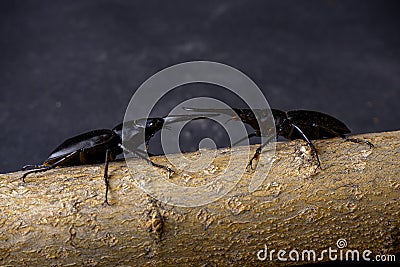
<box><xmin>0</xmin><ymin>131</ymin><xmax>399</xmax><ymax>266</ymax></box>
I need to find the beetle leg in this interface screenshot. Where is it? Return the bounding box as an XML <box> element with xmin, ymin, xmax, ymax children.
<box><xmin>247</xmin><ymin>135</ymin><xmax>275</xmax><ymax>170</ymax></box>
<box><xmin>140</xmin><ymin>143</ymin><xmax>156</xmax><ymax>157</ymax></box>
<box><xmin>21</xmin><ymin>150</ymin><xmax>80</xmax><ymax>182</ymax></box>
<box><xmin>21</xmin><ymin>166</ymin><xmax>49</xmax><ymax>182</ymax></box>
<box><xmin>135</xmin><ymin>149</ymin><xmax>174</xmax><ymax>177</ymax></box>
<box><xmin>247</xmin><ymin>144</ymin><xmax>263</xmax><ymax>170</ymax></box>
<box><xmin>120</xmin><ymin>144</ymin><xmax>173</xmax><ymax>176</ymax></box>
<box><xmin>22</xmin><ymin>164</ymin><xmax>43</xmax><ymax>170</ymax></box>
<box><xmin>291</xmin><ymin>125</ymin><xmax>321</xmax><ymax>169</ymax></box>
<box><xmin>315</xmin><ymin>125</ymin><xmax>374</xmax><ymax>148</ymax></box>
<box><xmin>345</xmin><ymin>138</ymin><xmax>374</xmax><ymax>148</ymax></box>
<box><xmin>103</xmin><ymin>149</ymin><xmax>111</xmax><ymax>205</ymax></box>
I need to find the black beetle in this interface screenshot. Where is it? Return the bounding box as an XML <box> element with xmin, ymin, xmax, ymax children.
<box><xmin>183</xmin><ymin>107</ymin><xmax>373</xmax><ymax>168</ymax></box>
<box><xmin>22</xmin><ymin>114</ymin><xmax>213</xmax><ymax>204</ymax></box>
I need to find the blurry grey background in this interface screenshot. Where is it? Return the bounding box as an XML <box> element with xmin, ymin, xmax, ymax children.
<box><xmin>1</xmin><ymin>0</ymin><xmax>399</xmax><ymax>173</ymax></box>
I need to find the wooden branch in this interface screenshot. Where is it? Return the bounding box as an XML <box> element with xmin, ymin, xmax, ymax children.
<box><xmin>1</xmin><ymin>131</ymin><xmax>399</xmax><ymax>266</ymax></box>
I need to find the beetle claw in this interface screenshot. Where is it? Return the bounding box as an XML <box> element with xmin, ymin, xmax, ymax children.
<box><xmin>102</xmin><ymin>199</ymin><xmax>111</xmax><ymax>206</ymax></box>
<box><xmin>247</xmin><ymin>152</ymin><xmax>260</xmax><ymax>171</ymax></box>
<box><xmin>366</xmin><ymin>140</ymin><xmax>374</xmax><ymax>149</ymax></box>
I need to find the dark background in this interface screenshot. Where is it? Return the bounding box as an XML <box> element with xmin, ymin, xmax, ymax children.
<box><xmin>1</xmin><ymin>0</ymin><xmax>400</xmax><ymax>174</ymax></box>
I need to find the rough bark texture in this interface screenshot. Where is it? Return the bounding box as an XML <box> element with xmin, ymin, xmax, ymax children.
<box><xmin>0</xmin><ymin>131</ymin><xmax>399</xmax><ymax>266</ymax></box>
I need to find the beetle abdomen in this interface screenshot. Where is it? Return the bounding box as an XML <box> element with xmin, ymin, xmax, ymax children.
<box><xmin>287</xmin><ymin>110</ymin><xmax>350</xmax><ymax>139</ymax></box>
<box><xmin>44</xmin><ymin>129</ymin><xmax>120</xmax><ymax>166</ymax></box>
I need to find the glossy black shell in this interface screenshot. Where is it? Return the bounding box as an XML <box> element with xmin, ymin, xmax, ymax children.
<box><xmin>44</xmin><ymin>129</ymin><xmax>121</xmax><ymax>166</ymax></box>
<box><xmin>284</xmin><ymin>110</ymin><xmax>350</xmax><ymax>140</ymax></box>
<box><xmin>183</xmin><ymin>107</ymin><xmax>351</xmax><ymax>141</ymax></box>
